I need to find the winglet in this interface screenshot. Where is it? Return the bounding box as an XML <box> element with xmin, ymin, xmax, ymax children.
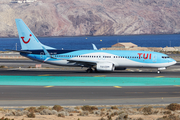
<box><xmin>92</xmin><ymin>43</ymin><xmax>98</xmax><ymax>50</ymax></box>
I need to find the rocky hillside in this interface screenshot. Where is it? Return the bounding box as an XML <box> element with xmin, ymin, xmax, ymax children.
<box><xmin>1</xmin><ymin>0</ymin><xmax>180</xmax><ymax>37</ymax></box>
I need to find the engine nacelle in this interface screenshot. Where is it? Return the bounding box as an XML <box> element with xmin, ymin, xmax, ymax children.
<box><xmin>96</xmin><ymin>63</ymin><xmax>115</xmax><ymax>72</ymax></box>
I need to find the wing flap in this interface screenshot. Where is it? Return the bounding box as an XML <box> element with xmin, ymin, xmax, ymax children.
<box><xmin>50</xmin><ymin>57</ymin><xmax>97</xmax><ymax>66</ymax></box>
<box><xmin>67</xmin><ymin>59</ymin><xmax>97</xmax><ymax>66</ymax></box>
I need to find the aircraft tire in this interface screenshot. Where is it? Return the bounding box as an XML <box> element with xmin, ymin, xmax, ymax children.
<box><xmin>86</xmin><ymin>69</ymin><xmax>93</xmax><ymax>73</ymax></box>
<box><xmin>157</xmin><ymin>70</ymin><xmax>161</xmax><ymax>74</ymax></box>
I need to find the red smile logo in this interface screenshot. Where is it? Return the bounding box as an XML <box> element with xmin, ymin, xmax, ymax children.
<box><xmin>21</xmin><ymin>34</ymin><xmax>32</xmax><ymax>44</ymax></box>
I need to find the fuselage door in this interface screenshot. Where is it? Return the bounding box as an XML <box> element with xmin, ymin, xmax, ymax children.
<box><xmin>152</xmin><ymin>54</ymin><xmax>157</xmax><ymax>63</ymax></box>
<box><xmin>98</xmin><ymin>54</ymin><xmax>105</xmax><ymax>60</ymax></box>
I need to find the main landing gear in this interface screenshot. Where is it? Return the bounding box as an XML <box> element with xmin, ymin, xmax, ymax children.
<box><xmin>86</xmin><ymin>68</ymin><xmax>93</xmax><ymax>73</ymax></box>
<box><xmin>86</xmin><ymin>67</ymin><xmax>98</xmax><ymax>73</ymax></box>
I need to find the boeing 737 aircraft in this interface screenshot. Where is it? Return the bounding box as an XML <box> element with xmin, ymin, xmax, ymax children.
<box><xmin>13</xmin><ymin>19</ymin><xmax>176</xmax><ymax>73</ymax></box>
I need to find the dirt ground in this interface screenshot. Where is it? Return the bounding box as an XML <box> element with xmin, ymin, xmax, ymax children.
<box><xmin>0</xmin><ymin>104</ymin><xmax>180</xmax><ymax>120</ymax></box>
<box><xmin>0</xmin><ymin>113</ymin><xmax>164</xmax><ymax>120</ymax></box>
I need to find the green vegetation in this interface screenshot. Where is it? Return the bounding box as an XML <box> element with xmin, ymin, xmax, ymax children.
<box><xmin>0</xmin><ymin>117</ymin><xmax>14</xmax><ymax>120</ymax></box>
<box><xmin>78</xmin><ymin>111</ymin><xmax>89</xmax><ymax>116</ymax></box>
<box><xmin>25</xmin><ymin>107</ymin><xmax>37</xmax><ymax>113</ymax></box>
<box><xmin>74</xmin><ymin>106</ymin><xmax>81</xmax><ymax>110</ymax></box>
<box><xmin>81</xmin><ymin>105</ymin><xmax>98</xmax><ymax>112</ymax></box>
<box><xmin>58</xmin><ymin>113</ymin><xmax>65</xmax><ymax>117</ymax></box>
<box><xmin>142</xmin><ymin>106</ymin><xmax>153</xmax><ymax>115</ymax></box>
<box><xmin>167</xmin><ymin>103</ymin><xmax>180</xmax><ymax>111</ymax></box>
<box><xmin>110</xmin><ymin>106</ymin><xmax>119</xmax><ymax>110</ymax></box>
<box><xmin>157</xmin><ymin>114</ymin><xmax>180</xmax><ymax>120</ymax></box>
<box><xmin>0</xmin><ymin>66</ymin><xmax>8</xmax><ymax>68</ymax></box>
<box><xmin>100</xmin><ymin>117</ymin><xmax>106</xmax><ymax>120</ymax></box>
<box><xmin>37</xmin><ymin>105</ymin><xmax>49</xmax><ymax>111</ymax></box>
<box><xmin>163</xmin><ymin>111</ymin><xmax>171</xmax><ymax>115</ymax></box>
<box><xmin>27</xmin><ymin>112</ymin><xmax>35</xmax><ymax>118</ymax></box>
<box><xmin>52</xmin><ymin>105</ymin><xmax>63</xmax><ymax>112</ymax></box>
<box><xmin>0</xmin><ymin>108</ymin><xmax>4</xmax><ymax>111</ymax></box>
<box><xmin>137</xmin><ymin>118</ymin><xmax>144</xmax><ymax>120</ymax></box>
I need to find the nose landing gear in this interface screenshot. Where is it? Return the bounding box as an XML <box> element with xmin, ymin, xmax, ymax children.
<box><xmin>157</xmin><ymin>67</ymin><xmax>166</xmax><ymax>74</ymax></box>
<box><xmin>157</xmin><ymin>70</ymin><xmax>161</xmax><ymax>74</ymax></box>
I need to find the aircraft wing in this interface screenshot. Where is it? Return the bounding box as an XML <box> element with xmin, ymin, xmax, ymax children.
<box><xmin>41</xmin><ymin>46</ymin><xmax>97</xmax><ymax>66</ymax></box>
<box><xmin>67</xmin><ymin>59</ymin><xmax>97</xmax><ymax>65</ymax></box>
<box><xmin>51</xmin><ymin>57</ymin><xmax>97</xmax><ymax>66</ymax></box>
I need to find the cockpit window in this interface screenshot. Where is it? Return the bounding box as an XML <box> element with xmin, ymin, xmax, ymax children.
<box><xmin>162</xmin><ymin>56</ymin><xmax>170</xmax><ymax>59</ymax></box>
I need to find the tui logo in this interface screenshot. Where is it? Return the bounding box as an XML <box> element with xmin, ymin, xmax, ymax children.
<box><xmin>21</xmin><ymin>34</ymin><xmax>32</xmax><ymax>44</ymax></box>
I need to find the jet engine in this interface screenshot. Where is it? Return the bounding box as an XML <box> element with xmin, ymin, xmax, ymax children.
<box><xmin>96</xmin><ymin>63</ymin><xmax>115</xmax><ymax>72</ymax></box>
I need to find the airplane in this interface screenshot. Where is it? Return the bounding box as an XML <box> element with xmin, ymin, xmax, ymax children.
<box><xmin>13</xmin><ymin>19</ymin><xmax>176</xmax><ymax>73</ymax></box>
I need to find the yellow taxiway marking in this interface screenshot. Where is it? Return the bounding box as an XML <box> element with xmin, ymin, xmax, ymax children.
<box><xmin>94</xmin><ymin>75</ymin><xmax>106</xmax><ymax>77</ymax></box>
<box><xmin>155</xmin><ymin>76</ymin><xmax>164</xmax><ymax>78</ymax></box>
<box><xmin>44</xmin><ymin>86</ymin><xmax>54</xmax><ymax>88</ymax></box>
<box><xmin>114</xmin><ymin>86</ymin><xmax>122</xmax><ymax>88</ymax></box>
<box><xmin>174</xmin><ymin>85</ymin><xmax>180</xmax><ymax>87</ymax></box>
<box><xmin>39</xmin><ymin>74</ymin><xmax>51</xmax><ymax>76</ymax></box>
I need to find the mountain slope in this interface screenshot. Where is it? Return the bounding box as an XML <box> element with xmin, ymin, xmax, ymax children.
<box><xmin>0</xmin><ymin>0</ymin><xmax>180</xmax><ymax>37</ymax></box>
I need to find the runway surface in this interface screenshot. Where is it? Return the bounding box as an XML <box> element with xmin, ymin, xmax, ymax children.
<box><xmin>0</xmin><ymin>64</ymin><xmax>180</xmax><ymax>78</ymax></box>
<box><xmin>0</xmin><ymin>86</ymin><xmax>180</xmax><ymax>106</ymax></box>
<box><xmin>0</xmin><ymin>59</ymin><xmax>180</xmax><ymax>77</ymax></box>
<box><xmin>0</xmin><ymin>59</ymin><xmax>180</xmax><ymax>106</ymax></box>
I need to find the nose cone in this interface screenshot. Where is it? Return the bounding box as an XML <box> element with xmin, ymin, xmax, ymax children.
<box><xmin>170</xmin><ymin>58</ymin><xmax>177</xmax><ymax>66</ymax></box>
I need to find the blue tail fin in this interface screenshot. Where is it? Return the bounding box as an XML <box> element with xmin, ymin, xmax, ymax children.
<box><xmin>15</xmin><ymin>19</ymin><xmax>55</xmax><ymax>50</ymax></box>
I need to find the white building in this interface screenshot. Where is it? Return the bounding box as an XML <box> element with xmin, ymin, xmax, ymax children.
<box><xmin>0</xmin><ymin>0</ymin><xmax>11</xmax><ymax>3</ymax></box>
<box><xmin>11</xmin><ymin>0</ymin><xmax>37</xmax><ymax>3</ymax></box>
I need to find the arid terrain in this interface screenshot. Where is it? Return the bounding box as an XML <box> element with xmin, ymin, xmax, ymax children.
<box><xmin>0</xmin><ymin>104</ymin><xmax>180</xmax><ymax>120</ymax></box>
<box><xmin>0</xmin><ymin>0</ymin><xmax>180</xmax><ymax>37</ymax></box>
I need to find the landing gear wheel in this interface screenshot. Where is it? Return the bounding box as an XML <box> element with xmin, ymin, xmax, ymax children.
<box><xmin>157</xmin><ymin>70</ymin><xmax>161</xmax><ymax>74</ymax></box>
<box><xmin>94</xmin><ymin>68</ymin><xmax>98</xmax><ymax>73</ymax></box>
<box><xmin>86</xmin><ymin>69</ymin><xmax>93</xmax><ymax>73</ymax></box>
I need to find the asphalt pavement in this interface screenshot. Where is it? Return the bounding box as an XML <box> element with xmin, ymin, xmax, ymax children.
<box><xmin>0</xmin><ymin>59</ymin><xmax>180</xmax><ymax>106</ymax></box>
